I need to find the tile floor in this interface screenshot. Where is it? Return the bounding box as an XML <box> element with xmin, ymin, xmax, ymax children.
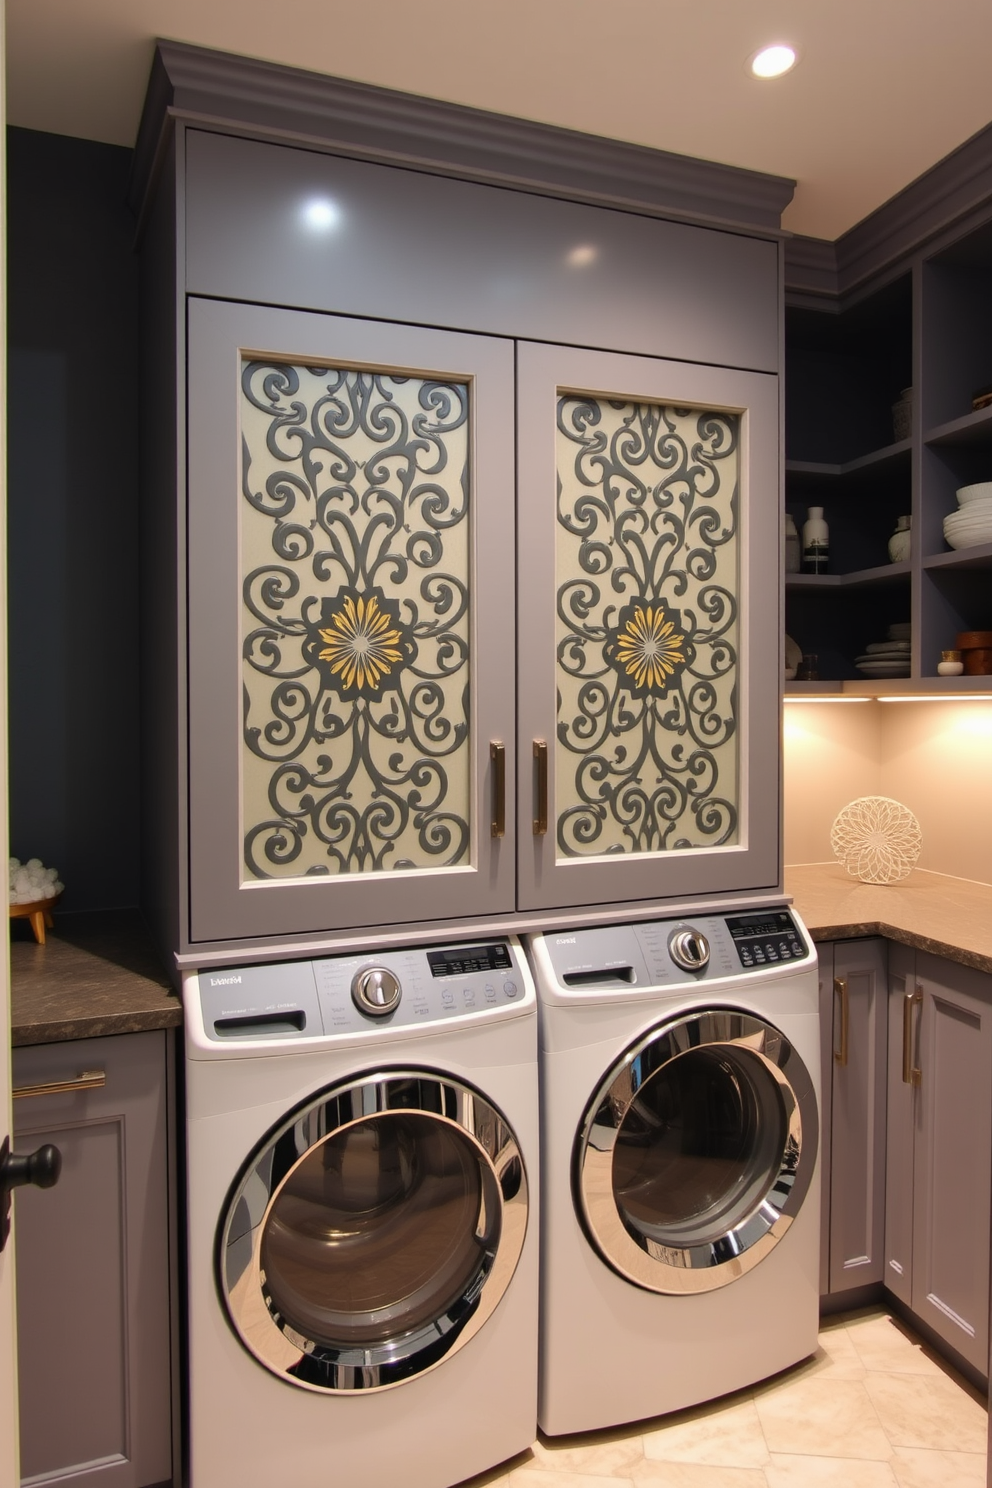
<box><xmin>461</xmin><ymin>1309</ymin><xmax>988</xmax><ymax>1488</ymax></box>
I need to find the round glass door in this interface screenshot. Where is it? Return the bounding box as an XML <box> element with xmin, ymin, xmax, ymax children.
<box><xmin>576</xmin><ymin>1010</ymin><xmax>817</xmax><ymax>1293</ymax></box>
<box><xmin>220</xmin><ymin>1071</ymin><xmax>527</xmax><ymax>1391</ymax></box>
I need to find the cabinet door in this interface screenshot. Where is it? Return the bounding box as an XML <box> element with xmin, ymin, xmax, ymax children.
<box><xmin>187</xmin><ymin>299</ymin><xmax>516</xmax><ymax>942</ymax></box>
<box><xmin>826</xmin><ymin>939</ymin><xmax>887</xmax><ymax>1294</ymax></box>
<box><xmin>883</xmin><ymin>942</ymin><xmax>916</xmax><ymax>1308</ymax></box>
<box><xmin>515</xmin><ymin>342</ymin><xmax>779</xmax><ymax>911</ymax></box>
<box><xmin>911</xmin><ymin>952</ymin><xmax>992</xmax><ymax>1374</ymax></box>
<box><xmin>12</xmin><ymin>1033</ymin><xmax>172</xmax><ymax>1488</ymax></box>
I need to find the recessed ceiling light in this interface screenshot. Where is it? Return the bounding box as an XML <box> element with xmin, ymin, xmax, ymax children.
<box><xmin>750</xmin><ymin>44</ymin><xmax>797</xmax><ymax>79</ymax></box>
<box><xmin>301</xmin><ymin>197</ymin><xmax>342</xmax><ymax>231</ymax></box>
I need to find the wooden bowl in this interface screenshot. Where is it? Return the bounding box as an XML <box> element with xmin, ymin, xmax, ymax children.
<box><xmin>9</xmin><ymin>892</ymin><xmax>62</xmax><ymax>945</ymax></box>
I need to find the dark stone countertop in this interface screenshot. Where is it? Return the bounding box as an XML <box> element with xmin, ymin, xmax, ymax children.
<box><xmin>786</xmin><ymin>864</ymin><xmax>992</xmax><ymax>977</ymax></box>
<box><xmin>10</xmin><ymin>909</ymin><xmax>181</xmax><ymax>1046</ymax></box>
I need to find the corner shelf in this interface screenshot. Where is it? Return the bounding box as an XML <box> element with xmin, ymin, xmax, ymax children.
<box><xmin>785</xmin><ymin>439</ymin><xmax>911</xmax><ymax>488</ymax></box>
<box><xmin>923</xmin><ymin>541</ymin><xmax>992</xmax><ymax>571</ymax></box>
<box><xmin>785</xmin><ymin>676</ymin><xmax>992</xmax><ymax>699</ymax></box>
<box><xmin>786</xmin><ymin>561</ymin><xmax>911</xmax><ymax>590</ymax></box>
<box><xmin>924</xmin><ymin>405</ymin><xmax>992</xmax><ymax>448</ymax></box>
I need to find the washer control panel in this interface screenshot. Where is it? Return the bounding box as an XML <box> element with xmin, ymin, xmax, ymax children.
<box><xmin>725</xmin><ymin>910</ymin><xmax>807</xmax><ymax>969</ymax></box>
<box><xmin>196</xmin><ymin>939</ymin><xmax>525</xmax><ymax>1041</ymax></box>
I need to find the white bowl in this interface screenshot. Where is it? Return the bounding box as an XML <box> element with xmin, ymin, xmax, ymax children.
<box><xmin>956</xmin><ymin>481</ymin><xmax>992</xmax><ymax>505</ymax></box>
<box><xmin>944</xmin><ymin>527</ymin><xmax>992</xmax><ymax>550</ymax></box>
<box><xmin>947</xmin><ymin>496</ymin><xmax>992</xmax><ymax>521</ymax></box>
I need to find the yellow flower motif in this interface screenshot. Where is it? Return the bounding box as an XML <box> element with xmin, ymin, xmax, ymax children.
<box><xmin>318</xmin><ymin>593</ymin><xmax>404</xmax><ymax>692</ymax></box>
<box><xmin>615</xmin><ymin>603</ymin><xmax>685</xmax><ymax>691</ymax></box>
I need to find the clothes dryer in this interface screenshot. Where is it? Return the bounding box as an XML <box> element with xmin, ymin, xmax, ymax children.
<box><xmin>526</xmin><ymin>908</ymin><xmax>819</xmax><ymax>1435</ymax></box>
<box><xmin>184</xmin><ymin>937</ymin><xmax>538</xmax><ymax>1488</ymax></box>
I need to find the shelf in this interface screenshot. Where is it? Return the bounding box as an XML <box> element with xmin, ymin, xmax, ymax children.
<box><xmin>923</xmin><ymin>541</ymin><xmax>992</xmax><ymax>571</ymax></box>
<box><xmin>785</xmin><ymin>439</ymin><xmax>911</xmax><ymax>483</ymax></box>
<box><xmin>785</xmin><ymin>676</ymin><xmax>992</xmax><ymax>699</ymax></box>
<box><xmin>924</xmin><ymin>404</ymin><xmax>992</xmax><ymax>448</ymax></box>
<box><xmin>786</xmin><ymin>560</ymin><xmax>911</xmax><ymax>590</ymax></box>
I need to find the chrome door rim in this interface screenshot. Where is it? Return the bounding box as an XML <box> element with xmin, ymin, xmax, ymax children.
<box><xmin>218</xmin><ymin>1069</ymin><xmax>528</xmax><ymax>1392</ymax></box>
<box><xmin>575</xmin><ymin>1009</ymin><xmax>817</xmax><ymax>1294</ymax></box>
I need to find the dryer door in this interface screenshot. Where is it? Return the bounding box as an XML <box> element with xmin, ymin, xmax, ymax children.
<box><xmin>220</xmin><ymin>1071</ymin><xmax>527</xmax><ymax>1391</ymax></box>
<box><xmin>576</xmin><ymin>1009</ymin><xmax>817</xmax><ymax>1293</ymax></box>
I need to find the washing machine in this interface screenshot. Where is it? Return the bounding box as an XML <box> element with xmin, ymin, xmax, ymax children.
<box><xmin>183</xmin><ymin>936</ymin><xmax>539</xmax><ymax>1488</ymax></box>
<box><xmin>526</xmin><ymin>907</ymin><xmax>820</xmax><ymax>1436</ymax></box>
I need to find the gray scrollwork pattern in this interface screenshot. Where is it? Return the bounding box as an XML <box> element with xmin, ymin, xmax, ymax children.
<box><xmin>240</xmin><ymin>361</ymin><xmax>471</xmax><ymax>879</ymax></box>
<box><xmin>555</xmin><ymin>394</ymin><xmax>740</xmax><ymax>857</ymax></box>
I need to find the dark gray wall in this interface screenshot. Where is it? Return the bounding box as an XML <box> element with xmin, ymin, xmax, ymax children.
<box><xmin>7</xmin><ymin>127</ymin><xmax>140</xmax><ymax>911</ymax></box>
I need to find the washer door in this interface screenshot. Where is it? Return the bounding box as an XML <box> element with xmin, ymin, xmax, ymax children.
<box><xmin>219</xmin><ymin>1070</ymin><xmax>528</xmax><ymax>1391</ymax></box>
<box><xmin>576</xmin><ymin>1009</ymin><xmax>817</xmax><ymax>1294</ymax></box>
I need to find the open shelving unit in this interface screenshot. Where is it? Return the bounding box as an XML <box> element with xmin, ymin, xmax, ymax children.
<box><xmin>784</xmin><ymin>211</ymin><xmax>992</xmax><ymax>690</ymax></box>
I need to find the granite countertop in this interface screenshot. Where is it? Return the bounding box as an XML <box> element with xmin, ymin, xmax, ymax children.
<box><xmin>785</xmin><ymin>863</ymin><xmax>992</xmax><ymax>976</ymax></box>
<box><xmin>10</xmin><ymin>910</ymin><xmax>181</xmax><ymax>1046</ymax></box>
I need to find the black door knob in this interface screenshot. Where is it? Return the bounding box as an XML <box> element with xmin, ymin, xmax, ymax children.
<box><xmin>0</xmin><ymin>1134</ymin><xmax>62</xmax><ymax>1251</ymax></box>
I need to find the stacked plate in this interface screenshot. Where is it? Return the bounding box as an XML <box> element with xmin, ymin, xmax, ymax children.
<box><xmin>944</xmin><ymin>483</ymin><xmax>992</xmax><ymax>550</ymax></box>
<box><xmin>855</xmin><ymin>622</ymin><xmax>911</xmax><ymax>678</ymax></box>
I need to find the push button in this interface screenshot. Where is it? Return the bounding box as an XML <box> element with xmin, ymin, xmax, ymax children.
<box><xmin>503</xmin><ymin>980</ymin><xmax>518</xmax><ymax>998</ymax></box>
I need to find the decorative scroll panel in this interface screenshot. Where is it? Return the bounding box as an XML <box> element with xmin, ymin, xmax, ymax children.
<box><xmin>555</xmin><ymin>394</ymin><xmax>740</xmax><ymax>859</ymax></box>
<box><xmin>240</xmin><ymin>362</ymin><xmax>471</xmax><ymax>880</ymax></box>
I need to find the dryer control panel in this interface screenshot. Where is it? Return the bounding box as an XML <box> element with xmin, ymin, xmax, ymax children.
<box><xmin>541</xmin><ymin>908</ymin><xmax>809</xmax><ymax>992</ymax></box>
<box><xmin>195</xmin><ymin>939</ymin><xmax>526</xmax><ymax>1041</ymax></box>
<box><xmin>725</xmin><ymin>910</ymin><xmax>807</xmax><ymax>969</ymax></box>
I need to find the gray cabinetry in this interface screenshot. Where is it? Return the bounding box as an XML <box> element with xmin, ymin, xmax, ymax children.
<box><xmin>136</xmin><ymin>53</ymin><xmax>787</xmax><ymax>956</ymax></box>
<box><xmin>819</xmin><ymin>938</ymin><xmax>888</xmax><ymax>1295</ymax></box>
<box><xmin>885</xmin><ymin>947</ymin><xmax>992</xmax><ymax>1374</ymax></box>
<box><xmin>12</xmin><ymin>1032</ymin><xmax>174</xmax><ymax>1488</ymax></box>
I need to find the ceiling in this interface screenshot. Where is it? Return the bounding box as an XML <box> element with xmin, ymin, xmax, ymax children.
<box><xmin>7</xmin><ymin>0</ymin><xmax>992</xmax><ymax>240</ymax></box>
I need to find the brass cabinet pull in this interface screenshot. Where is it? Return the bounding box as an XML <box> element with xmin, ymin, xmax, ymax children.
<box><xmin>490</xmin><ymin>742</ymin><xmax>506</xmax><ymax>839</ymax></box>
<box><xmin>533</xmin><ymin>740</ymin><xmax>548</xmax><ymax>836</ymax></box>
<box><xmin>13</xmin><ymin>1070</ymin><xmax>106</xmax><ymax>1101</ymax></box>
<box><xmin>902</xmin><ymin>988</ymin><xmax>923</xmax><ymax>1086</ymax></box>
<box><xmin>833</xmin><ymin>977</ymin><xmax>849</xmax><ymax>1066</ymax></box>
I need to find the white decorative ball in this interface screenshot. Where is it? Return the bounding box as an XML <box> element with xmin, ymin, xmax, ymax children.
<box><xmin>830</xmin><ymin>796</ymin><xmax>922</xmax><ymax>884</ymax></box>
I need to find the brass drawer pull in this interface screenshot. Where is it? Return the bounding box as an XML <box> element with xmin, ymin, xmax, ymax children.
<box><xmin>902</xmin><ymin>988</ymin><xmax>923</xmax><ymax>1086</ymax></box>
<box><xmin>13</xmin><ymin>1070</ymin><xmax>106</xmax><ymax>1101</ymax></box>
<box><xmin>833</xmin><ymin>977</ymin><xmax>849</xmax><ymax>1066</ymax></box>
<box><xmin>533</xmin><ymin>740</ymin><xmax>548</xmax><ymax>836</ymax></box>
<box><xmin>490</xmin><ymin>741</ymin><xmax>506</xmax><ymax>839</ymax></box>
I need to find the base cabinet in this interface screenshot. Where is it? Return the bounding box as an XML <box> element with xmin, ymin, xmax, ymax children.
<box><xmin>819</xmin><ymin>938</ymin><xmax>888</xmax><ymax>1295</ymax></box>
<box><xmin>12</xmin><ymin>1031</ymin><xmax>174</xmax><ymax>1488</ymax></box>
<box><xmin>885</xmin><ymin>949</ymin><xmax>992</xmax><ymax>1375</ymax></box>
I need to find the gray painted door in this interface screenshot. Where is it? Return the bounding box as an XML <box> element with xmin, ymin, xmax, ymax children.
<box><xmin>910</xmin><ymin>952</ymin><xmax>992</xmax><ymax>1374</ymax></box>
<box><xmin>12</xmin><ymin>1033</ymin><xmax>172</xmax><ymax>1488</ymax></box>
<box><xmin>187</xmin><ymin>299</ymin><xmax>517</xmax><ymax>943</ymax></box>
<box><xmin>515</xmin><ymin>342</ymin><xmax>780</xmax><ymax>912</ymax></box>
<box><xmin>825</xmin><ymin>939</ymin><xmax>888</xmax><ymax>1294</ymax></box>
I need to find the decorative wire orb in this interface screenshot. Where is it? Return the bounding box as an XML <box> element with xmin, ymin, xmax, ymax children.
<box><xmin>830</xmin><ymin>796</ymin><xmax>922</xmax><ymax>884</ymax></box>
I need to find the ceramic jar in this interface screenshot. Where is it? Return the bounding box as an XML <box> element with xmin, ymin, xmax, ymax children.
<box><xmin>802</xmin><ymin>507</ymin><xmax>829</xmax><ymax>573</ymax></box>
<box><xmin>888</xmin><ymin>514</ymin><xmax>911</xmax><ymax>563</ymax></box>
<box><xmin>937</xmin><ymin>650</ymin><xmax>964</xmax><ymax>677</ymax></box>
<box><xmin>892</xmin><ymin>387</ymin><xmax>913</xmax><ymax>441</ymax></box>
<box><xmin>784</xmin><ymin>513</ymin><xmax>801</xmax><ymax>573</ymax></box>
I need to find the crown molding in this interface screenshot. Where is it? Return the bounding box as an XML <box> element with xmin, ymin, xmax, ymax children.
<box><xmin>130</xmin><ymin>40</ymin><xmax>795</xmax><ymax>236</ymax></box>
<box><xmin>785</xmin><ymin>119</ymin><xmax>992</xmax><ymax>307</ymax></box>
<box><xmin>836</xmin><ymin>118</ymin><xmax>992</xmax><ymax>294</ymax></box>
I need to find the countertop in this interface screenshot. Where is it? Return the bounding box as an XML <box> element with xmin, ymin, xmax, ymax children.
<box><xmin>786</xmin><ymin>863</ymin><xmax>992</xmax><ymax>976</ymax></box>
<box><xmin>10</xmin><ymin>910</ymin><xmax>181</xmax><ymax>1046</ymax></box>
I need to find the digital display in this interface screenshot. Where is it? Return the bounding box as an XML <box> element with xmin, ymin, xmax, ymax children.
<box><xmin>726</xmin><ymin>911</ymin><xmax>796</xmax><ymax>941</ymax></box>
<box><xmin>427</xmin><ymin>943</ymin><xmax>512</xmax><ymax>978</ymax></box>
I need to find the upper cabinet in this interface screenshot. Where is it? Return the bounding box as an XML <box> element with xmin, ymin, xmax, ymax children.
<box><xmin>516</xmin><ymin>343</ymin><xmax>779</xmax><ymax>913</ymax></box>
<box><xmin>135</xmin><ymin>43</ymin><xmax>789</xmax><ymax>956</ymax></box>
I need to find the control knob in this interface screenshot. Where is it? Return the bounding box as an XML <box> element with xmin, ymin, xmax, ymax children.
<box><xmin>351</xmin><ymin>966</ymin><xmax>402</xmax><ymax>1017</ymax></box>
<box><xmin>668</xmin><ymin>926</ymin><xmax>710</xmax><ymax>973</ymax></box>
